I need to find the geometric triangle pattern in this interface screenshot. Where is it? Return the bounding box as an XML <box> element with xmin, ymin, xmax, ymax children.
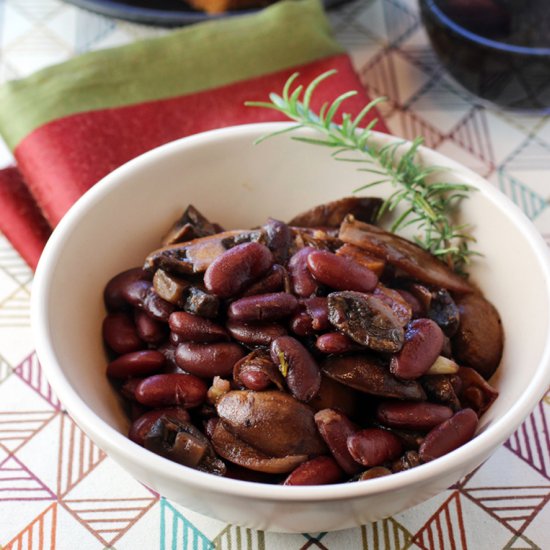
<box><xmin>0</xmin><ymin>0</ymin><xmax>549</xmax><ymax>548</ymax></box>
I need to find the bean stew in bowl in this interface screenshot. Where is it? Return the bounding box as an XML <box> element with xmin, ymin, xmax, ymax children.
<box><xmin>32</xmin><ymin>123</ymin><xmax>550</xmax><ymax>532</ymax></box>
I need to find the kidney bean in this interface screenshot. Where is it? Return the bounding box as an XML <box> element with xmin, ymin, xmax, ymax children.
<box><xmin>315</xmin><ymin>332</ymin><xmax>357</xmax><ymax>354</ymax></box>
<box><xmin>264</xmin><ymin>218</ymin><xmax>291</xmax><ymax>264</ymax></box>
<box><xmin>376</xmin><ymin>401</ymin><xmax>454</xmax><ymax>432</ymax></box>
<box><xmin>102</xmin><ymin>313</ymin><xmax>144</xmax><ymax>354</ymax></box>
<box><xmin>390</xmin><ymin>318</ymin><xmax>445</xmax><ymax>379</ymax></box>
<box><xmin>176</xmin><ymin>342</ymin><xmax>246</xmax><ymax>377</ymax></box>
<box><xmin>107</xmin><ymin>350</ymin><xmax>165</xmax><ymax>379</ymax></box>
<box><xmin>227</xmin><ymin>292</ymin><xmax>298</xmax><ymax>322</ymax></box>
<box><xmin>104</xmin><ymin>267</ymin><xmax>151</xmax><ymax>311</ymax></box>
<box><xmin>123</xmin><ymin>279</ymin><xmax>153</xmax><ymax>309</ymax></box>
<box><xmin>128</xmin><ymin>407</ymin><xmax>191</xmax><ymax>445</ymax></box>
<box><xmin>288</xmin><ymin>247</ymin><xmax>319</xmax><ymax>297</ymax></box>
<box><xmin>270</xmin><ymin>336</ymin><xmax>321</xmax><ymax>402</ymax></box>
<box><xmin>419</xmin><ymin>408</ymin><xmax>478</xmax><ymax>462</ymax></box>
<box><xmin>395</xmin><ymin>289</ymin><xmax>424</xmax><ymax>319</ymax></box>
<box><xmin>289</xmin><ymin>311</ymin><xmax>315</xmax><ymax>336</ymax></box>
<box><xmin>134</xmin><ymin>310</ymin><xmax>166</xmax><ymax>344</ymax></box>
<box><xmin>307</xmin><ymin>249</ymin><xmax>378</xmax><ymax>292</ymax></box>
<box><xmin>226</xmin><ymin>319</ymin><xmax>287</xmax><ymax>346</ymax></box>
<box><xmin>143</xmin><ymin>287</ymin><xmax>175</xmax><ymax>322</ymax></box>
<box><xmin>242</xmin><ymin>264</ymin><xmax>286</xmax><ymax>296</ymax></box>
<box><xmin>135</xmin><ymin>373</ymin><xmax>207</xmax><ymax>408</ymax></box>
<box><xmin>314</xmin><ymin>409</ymin><xmax>362</xmax><ymax>475</ymax></box>
<box><xmin>169</xmin><ymin>311</ymin><xmax>229</xmax><ymax>342</ymax></box>
<box><xmin>204</xmin><ymin>242</ymin><xmax>273</xmax><ymax>298</ymax></box>
<box><xmin>283</xmin><ymin>456</ymin><xmax>343</xmax><ymax>486</ymax></box>
<box><xmin>373</xmin><ymin>285</ymin><xmax>412</xmax><ymax>327</ymax></box>
<box><xmin>233</xmin><ymin>350</ymin><xmax>284</xmax><ymax>391</ymax></box>
<box><xmin>302</xmin><ymin>297</ymin><xmax>330</xmax><ymax>331</ymax></box>
<box><xmin>347</xmin><ymin>429</ymin><xmax>403</xmax><ymax>467</ymax></box>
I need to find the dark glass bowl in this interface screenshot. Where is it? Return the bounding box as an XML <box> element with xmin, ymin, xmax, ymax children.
<box><xmin>419</xmin><ymin>0</ymin><xmax>550</xmax><ymax>112</ymax></box>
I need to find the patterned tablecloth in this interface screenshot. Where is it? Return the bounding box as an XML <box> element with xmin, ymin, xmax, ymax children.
<box><xmin>0</xmin><ymin>0</ymin><xmax>549</xmax><ymax>548</ymax></box>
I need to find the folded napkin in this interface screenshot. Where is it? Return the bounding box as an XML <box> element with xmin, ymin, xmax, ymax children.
<box><xmin>0</xmin><ymin>0</ymin><xmax>386</xmax><ymax>270</ymax></box>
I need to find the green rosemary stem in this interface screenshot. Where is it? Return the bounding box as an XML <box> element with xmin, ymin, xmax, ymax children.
<box><xmin>245</xmin><ymin>70</ymin><xmax>478</xmax><ymax>274</ymax></box>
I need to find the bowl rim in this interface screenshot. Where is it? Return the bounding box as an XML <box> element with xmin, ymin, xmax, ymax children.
<box><xmin>32</xmin><ymin>122</ymin><xmax>550</xmax><ymax>502</ymax></box>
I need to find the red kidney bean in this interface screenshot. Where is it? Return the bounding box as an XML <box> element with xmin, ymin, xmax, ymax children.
<box><xmin>104</xmin><ymin>267</ymin><xmax>151</xmax><ymax>311</ymax></box>
<box><xmin>143</xmin><ymin>287</ymin><xmax>175</xmax><ymax>322</ymax></box>
<box><xmin>123</xmin><ymin>279</ymin><xmax>153</xmax><ymax>309</ymax></box>
<box><xmin>135</xmin><ymin>373</ymin><xmax>207</xmax><ymax>408</ymax></box>
<box><xmin>226</xmin><ymin>319</ymin><xmax>287</xmax><ymax>346</ymax></box>
<box><xmin>302</xmin><ymin>297</ymin><xmax>330</xmax><ymax>331</ymax></box>
<box><xmin>283</xmin><ymin>456</ymin><xmax>343</xmax><ymax>486</ymax></box>
<box><xmin>270</xmin><ymin>336</ymin><xmax>321</xmax><ymax>402</ymax></box>
<box><xmin>107</xmin><ymin>350</ymin><xmax>165</xmax><ymax>379</ymax></box>
<box><xmin>396</xmin><ymin>289</ymin><xmax>424</xmax><ymax>319</ymax></box>
<box><xmin>129</xmin><ymin>408</ymin><xmax>191</xmax><ymax>445</ymax></box>
<box><xmin>315</xmin><ymin>332</ymin><xmax>357</xmax><ymax>354</ymax></box>
<box><xmin>390</xmin><ymin>318</ymin><xmax>444</xmax><ymax>379</ymax></box>
<box><xmin>289</xmin><ymin>311</ymin><xmax>315</xmax><ymax>336</ymax></box>
<box><xmin>227</xmin><ymin>292</ymin><xmax>298</xmax><ymax>322</ymax></box>
<box><xmin>239</xmin><ymin>368</ymin><xmax>271</xmax><ymax>391</ymax></box>
<box><xmin>314</xmin><ymin>409</ymin><xmax>362</xmax><ymax>475</ymax></box>
<box><xmin>233</xmin><ymin>350</ymin><xmax>284</xmax><ymax>392</ymax></box>
<box><xmin>169</xmin><ymin>311</ymin><xmax>228</xmax><ymax>342</ymax></box>
<box><xmin>242</xmin><ymin>264</ymin><xmax>286</xmax><ymax>296</ymax></box>
<box><xmin>347</xmin><ymin>429</ymin><xmax>403</xmax><ymax>467</ymax></box>
<box><xmin>204</xmin><ymin>242</ymin><xmax>273</xmax><ymax>298</ymax></box>
<box><xmin>102</xmin><ymin>313</ymin><xmax>144</xmax><ymax>354</ymax></box>
<box><xmin>373</xmin><ymin>285</ymin><xmax>412</xmax><ymax>327</ymax></box>
<box><xmin>175</xmin><ymin>342</ymin><xmax>246</xmax><ymax>377</ymax></box>
<box><xmin>264</xmin><ymin>218</ymin><xmax>292</xmax><ymax>264</ymax></box>
<box><xmin>376</xmin><ymin>401</ymin><xmax>454</xmax><ymax>431</ymax></box>
<box><xmin>134</xmin><ymin>310</ymin><xmax>166</xmax><ymax>344</ymax></box>
<box><xmin>288</xmin><ymin>247</ymin><xmax>319</xmax><ymax>297</ymax></box>
<box><xmin>419</xmin><ymin>408</ymin><xmax>478</xmax><ymax>462</ymax></box>
<box><xmin>307</xmin><ymin>249</ymin><xmax>378</xmax><ymax>292</ymax></box>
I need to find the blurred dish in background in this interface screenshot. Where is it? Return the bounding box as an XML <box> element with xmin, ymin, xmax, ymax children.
<box><xmin>419</xmin><ymin>0</ymin><xmax>550</xmax><ymax>112</ymax></box>
<box><xmin>65</xmin><ymin>0</ymin><xmax>350</xmax><ymax>25</ymax></box>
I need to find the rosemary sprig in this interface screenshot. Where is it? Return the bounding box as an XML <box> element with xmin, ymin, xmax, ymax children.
<box><xmin>245</xmin><ymin>70</ymin><xmax>478</xmax><ymax>274</ymax></box>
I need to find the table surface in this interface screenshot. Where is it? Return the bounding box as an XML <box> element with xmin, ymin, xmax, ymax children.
<box><xmin>0</xmin><ymin>0</ymin><xmax>549</xmax><ymax>548</ymax></box>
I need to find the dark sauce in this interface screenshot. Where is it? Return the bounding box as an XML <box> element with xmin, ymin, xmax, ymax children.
<box><xmin>419</xmin><ymin>0</ymin><xmax>550</xmax><ymax>111</ymax></box>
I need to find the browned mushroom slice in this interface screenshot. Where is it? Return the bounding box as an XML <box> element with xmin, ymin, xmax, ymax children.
<box><xmin>308</xmin><ymin>375</ymin><xmax>358</xmax><ymax>418</ymax></box>
<box><xmin>289</xmin><ymin>197</ymin><xmax>383</xmax><ymax>228</ymax></box>
<box><xmin>339</xmin><ymin>216</ymin><xmax>473</xmax><ymax>295</ymax></box>
<box><xmin>216</xmin><ymin>390</ymin><xmax>327</xmax><ymax>458</ymax></box>
<box><xmin>144</xmin><ymin>230</ymin><xmax>261</xmax><ymax>275</ymax></box>
<box><xmin>161</xmin><ymin>205</ymin><xmax>223</xmax><ymax>246</ymax></box>
<box><xmin>451</xmin><ymin>292</ymin><xmax>504</xmax><ymax>379</ymax></box>
<box><xmin>328</xmin><ymin>291</ymin><xmax>404</xmax><ymax>353</ymax></box>
<box><xmin>322</xmin><ymin>354</ymin><xmax>426</xmax><ymax>401</ymax></box>
<box><xmin>211</xmin><ymin>422</ymin><xmax>307</xmax><ymax>474</ymax></box>
<box><xmin>421</xmin><ymin>374</ymin><xmax>462</xmax><ymax>411</ymax></box>
<box><xmin>336</xmin><ymin>243</ymin><xmax>386</xmax><ymax>276</ymax></box>
<box><xmin>143</xmin><ymin>416</ymin><xmax>226</xmax><ymax>475</ymax></box>
<box><xmin>456</xmin><ymin>366</ymin><xmax>499</xmax><ymax>416</ymax></box>
<box><xmin>290</xmin><ymin>227</ymin><xmax>342</xmax><ymax>253</ymax></box>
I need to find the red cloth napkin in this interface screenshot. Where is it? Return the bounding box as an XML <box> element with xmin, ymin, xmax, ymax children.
<box><xmin>0</xmin><ymin>0</ymin><xmax>386</xmax><ymax>270</ymax></box>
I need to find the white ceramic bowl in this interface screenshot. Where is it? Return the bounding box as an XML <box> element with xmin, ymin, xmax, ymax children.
<box><xmin>32</xmin><ymin>123</ymin><xmax>550</xmax><ymax>533</ymax></box>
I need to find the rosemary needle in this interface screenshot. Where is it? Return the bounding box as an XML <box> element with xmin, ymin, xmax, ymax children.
<box><xmin>245</xmin><ymin>70</ymin><xmax>478</xmax><ymax>275</ymax></box>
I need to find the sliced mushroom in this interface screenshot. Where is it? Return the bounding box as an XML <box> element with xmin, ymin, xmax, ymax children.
<box><xmin>339</xmin><ymin>216</ymin><xmax>473</xmax><ymax>294</ymax></box>
<box><xmin>161</xmin><ymin>204</ymin><xmax>222</xmax><ymax>246</ymax></box>
<box><xmin>328</xmin><ymin>291</ymin><xmax>404</xmax><ymax>353</ymax></box>
<box><xmin>263</xmin><ymin>218</ymin><xmax>292</xmax><ymax>264</ymax></box>
<box><xmin>308</xmin><ymin>375</ymin><xmax>359</xmax><ymax>418</ymax></box>
<box><xmin>452</xmin><ymin>292</ymin><xmax>504</xmax><ymax>379</ymax></box>
<box><xmin>144</xmin><ymin>229</ymin><xmax>262</xmax><ymax>275</ymax></box>
<box><xmin>336</xmin><ymin>243</ymin><xmax>386</xmax><ymax>277</ymax></box>
<box><xmin>216</xmin><ymin>390</ymin><xmax>327</xmax><ymax>458</ymax></box>
<box><xmin>143</xmin><ymin>415</ymin><xmax>225</xmax><ymax>475</ymax></box>
<box><xmin>153</xmin><ymin>269</ymin><xmax>190</xmax><ymax>305</ymax></box>
<box><xmin>289</xmin><ymin>197</ymin><xmax>382</xmax><ymax>228</ymax></box>
<box><xmin>322</xmin><ymin>354</ymin><xmax>426</xmax><ymax>401</ymax></box>
<box><xmin>456</xmin><ymin>366</ymin><xmax>499</xmax><ymax>416</ymax></box>
<box><xmin>420</xmin><ymin>374</ymin><xmax>462</xmax><ymax>411</ymax></box>
<box><xmin>211</xmin><ymin>422</ymin><xmax>307</xmax><ymax>474</ymax></box>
